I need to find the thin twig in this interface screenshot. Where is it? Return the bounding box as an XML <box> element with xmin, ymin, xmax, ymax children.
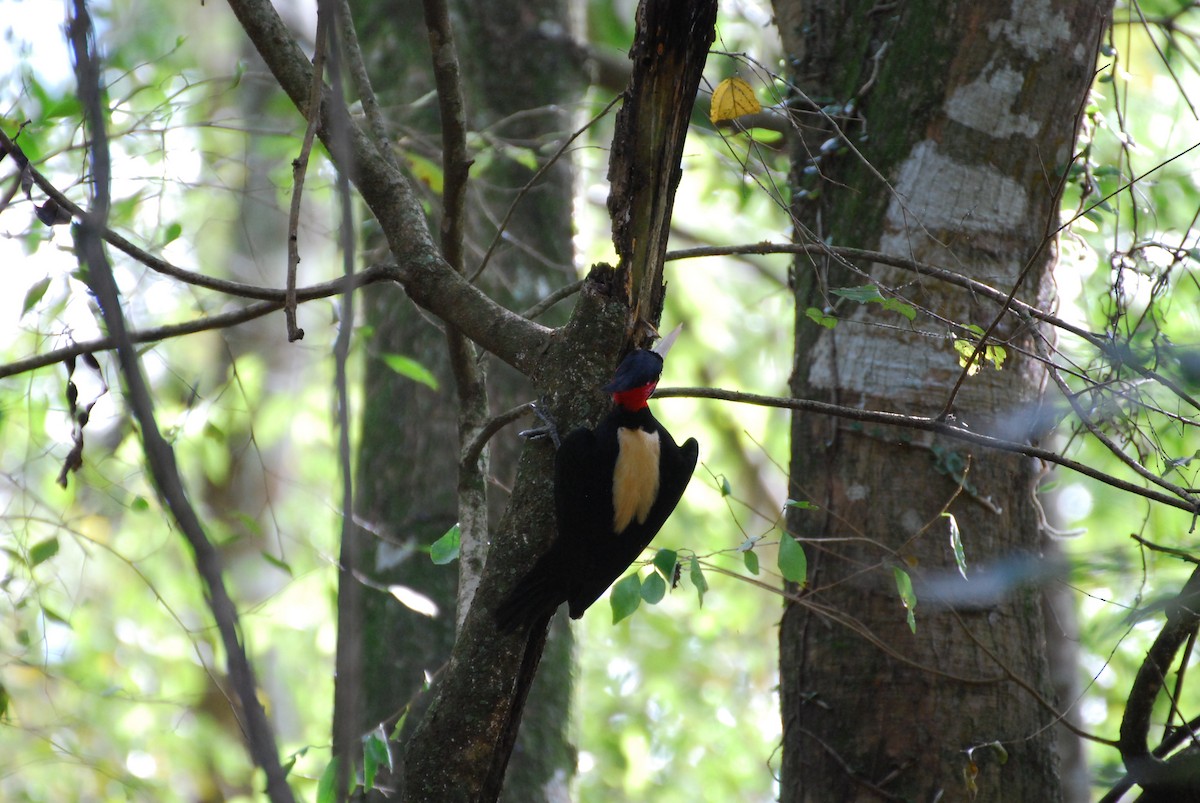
<box><xmin>67</xmin><ymin>3</ymin><xmax>295</xmax><ymax>800</ymax></box>
<box><xmin>469</xmin><ymin>94</ymin><xmax>622</xmax><ymax>283</ymax></box>
<box><xmin>337</xmin><ymin>0</ymin><xmax>398</xmax><ymax>170</ymax></box>
<box><xmin>521</xmin><ymin>278</ymin><xmax>585</xmax><ymax>320</ymax></box>
<box><xmin>0</xmin><ymin>266</ymin><xmax>392</xmax><ymax>381</ymax></box>
<box><xmin>420</xmin><ymin>0</ymin><xmax>492</xmax><ymax>633</ymax></box>
<box><xmin>461</xmin><ymin>401</ymin><xmax>536</xmax><ymax>468</ymax></box>
<box><xmin>1046</xmin><ymin>359</ymin><xmax>1197</xmax><ymax>506</ymax></box>
<box><xmin>653</xmin><ymin>385</ymin><xmax>1200</xmax><ymax>513</ymax></box>
<box><xmin>284</xmin><ymin>9</ymin><xmax>328</xmax><ymax>342</ymax></box>
<box><xmin>1131</xmin><ymin>533</ymin><xmax>1200</xmax><ymax>565</ymax></box>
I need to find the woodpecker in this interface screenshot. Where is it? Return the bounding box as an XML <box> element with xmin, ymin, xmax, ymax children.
<box><xmin>496</xmin><ymin>348</ymin><xmax>698</xmax><ymax>631</ymax></box>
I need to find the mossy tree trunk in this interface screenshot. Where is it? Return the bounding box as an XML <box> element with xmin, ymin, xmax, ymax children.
<box><xmin>773</xmin><ymin>1</ymin><xmax>1111</xmax><ymax>799</ymax></box>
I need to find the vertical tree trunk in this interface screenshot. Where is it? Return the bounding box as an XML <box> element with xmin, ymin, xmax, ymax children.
<box><xmin>774</xmin><ymin>1</ymin><xmax>1110</xmax><ymax>799</ymax></box>
<box><xmin>340</xmin><ymin>1</ymin><xmax>582</xmax><ymax>798</ymax></box>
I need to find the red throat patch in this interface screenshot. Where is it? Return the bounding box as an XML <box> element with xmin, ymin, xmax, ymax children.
<box><xmin>612</xmin><ymin>381</ymin><xmax>657</xmax><ymax>411</ymax></box>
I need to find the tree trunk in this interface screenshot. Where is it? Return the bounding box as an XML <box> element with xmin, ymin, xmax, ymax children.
<box><xmin>774</xmin><ymin>1</ymin><xmax>1111</xmax><ymax>800</ymax></box>
<box><xmin>339</xmin><ymin>1</ymin><xmax>582</xmax><ymax>798</ymax></box>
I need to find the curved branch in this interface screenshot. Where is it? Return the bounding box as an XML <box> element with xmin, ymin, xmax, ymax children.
<box><xmin>0</xmin><ymin>266</ymin><xmax>393</xmax><ymax>381</ymax></box>
<box><xmin>69</xmin><ymin>4</ymin><xmax>295</xmax><ymax>799</ymax></box>
<box><xmin>1117</xmin><ymin>565</ymin><xmax>1200</xmax><ymax>798</ymax></box>
<box><xmin>654</xmin><ymin>386</ymin><xmax>1200</xmax><ymax>513</ymax></box>
<box><xmin>667</xmin><ymin>242</ymin><xmax>1101</xmax><ymax>343</ymax></box>
<box><xmin>668</xmin><ymin>242</ymin><xmax>1200</xmax><ymax>416</ymax></box>
<box><xmin>0</xmin><ymin>126</ymin><xmax>322</xmax><ymax>302</ymax></box>
<box><xmin>224</xmin><ymin>0</ymin><xmax>551</xmax><ymax>375</ymax></box>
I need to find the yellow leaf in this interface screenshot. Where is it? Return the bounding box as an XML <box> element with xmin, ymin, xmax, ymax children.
<box><xmin>710</xmin><ymin>77</ymin><xmax>762</xmax><ymax>124</ymax></box>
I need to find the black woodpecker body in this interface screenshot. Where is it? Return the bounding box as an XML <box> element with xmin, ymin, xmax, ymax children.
<box><xmin>496</xmin><ymin>349</ymin><xmax>698</xmax><ymax>631</ymax></box>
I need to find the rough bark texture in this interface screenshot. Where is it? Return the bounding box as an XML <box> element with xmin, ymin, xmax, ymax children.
<box><xmin>402</xmin><ymin>273</ymin><xmax>631</xmax><ymax>803</ymax></box>
<box><xmin>775</xmin><ymin>1</ymin><xmax>1111</xmax><ymax>800</ymax></box>
<box><xmin>607</xmin><ymin>0</ymin><xmax>718</xmax><ymax>326</ymax></box>
<box><xmin>342</xmin><ymin>1</ymin><xmax>583</xmax><ymax>799</ymax></box>
<box><xmin>402</xmin><ymin>2</ymin><xmax>716</xmax><ymax>798</ymax></box>
<box><xmin>225</xmin><ymin>0</ymin><xmax>715</xmax><ymax>796</ymax></box>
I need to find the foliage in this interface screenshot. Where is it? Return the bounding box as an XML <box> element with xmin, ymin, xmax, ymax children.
<box><xmin>7</xmin><ymin>0</ymin><xmax>1200</xmax><ymax>800</ymax></box>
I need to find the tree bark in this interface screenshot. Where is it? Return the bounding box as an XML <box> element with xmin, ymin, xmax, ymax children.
<box><xmin>401</xmin><ymin>1</ymin><xmax>716</xmax><ymax>798</ymax></box>
<box><xmin>339</xmin><ymin>1</ymin><xmax>583</xmax><ymax>799</ymax></box>
<box><xmin>775</xmin><ymin>1</ymin><xmax>1111</xmax><ymax>800</ymax></box>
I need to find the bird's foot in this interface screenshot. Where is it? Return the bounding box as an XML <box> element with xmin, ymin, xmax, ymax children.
<box><xmin>519</xmin><ymin>401</ymin><xmax>561</xmax><ymax>448</ymax></box>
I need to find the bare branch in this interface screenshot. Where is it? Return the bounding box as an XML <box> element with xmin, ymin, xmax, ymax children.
<box><xmin>225</xmin><ymin>0</ymin><xmax>551</xmax><ymax>375</ymax></box>
<box><xmin>1117</xmin><ymin>566</ymin><xmax>1200</xmax><ymax>797</ymax></box>
<box><xmin>654</xmin><ymin>385</ymin><xmax>1200</xmax><ymax>514</ymax></box>
<box><xmin>470</xmin><ymin>94</ymin><xmax>622</xmax><ymax>283</ymax></box>
<box><xmin>68</xmin><ymin>3</ymin><xmax>295</xmax><ymax>800</ymax></box>
<box><xmin>668</xmin><ymin>241</ymin><xmax>1200</xmax><ymax>416</ymax></box>
<box><xmin>0</xmin><ymin>125</ymin><xmax>342</xmax><ymax>303</ymax></box>
<box><xmin>418</xmin><ymin>0</ymin><xmax>493</xmax><ymax>635</ymax></box>
<box><xmin>283</xmin><ymin>8</ymin><xmax>329</xmax><ymax>342</ymax></box>
<box><xmin>337</xmin><ymin>0</ymin><xmax>398</xmax><ymax>170</ymax></box>
<box><xmin>315</xmin><ymin>0</ymin><xmax>365</xmax><ymax>790</ymax></box>
<box><xmin>0</xmin><ymin>265</ymin><xmax>393</xmax><ymax>381</ymax></box>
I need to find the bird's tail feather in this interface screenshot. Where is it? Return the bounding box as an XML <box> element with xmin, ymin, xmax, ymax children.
<box><xmin>495</xmin><ymin>571</ymin><xmax>564</xmax><ymax>633</ymax></box>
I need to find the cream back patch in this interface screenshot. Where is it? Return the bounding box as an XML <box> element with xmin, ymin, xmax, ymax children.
<box><xmin>612</xmin><ymin>427</ymin><xmax>661</xmax><ymax>533</ymax></box>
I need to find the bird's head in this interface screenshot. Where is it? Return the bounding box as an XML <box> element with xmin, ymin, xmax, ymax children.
<box><xmin>602</xmin><ymin>349</ymin><xmax>663</xmax><ymax>411</ymax></box>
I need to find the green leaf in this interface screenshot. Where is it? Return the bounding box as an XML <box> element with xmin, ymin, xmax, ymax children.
<box><xmin>743</xmin><ymin>549</ymin><xmax>760</xmax><ymax>575</ymax></box>
<box><xmin>831</xmin><ymin>284</ymin><xmax>886</xmax><ymax>304</ymax></box>
<box><xmin>945</xmin><ymin>512</ymin><xmax>967</xmax><ymax>579</ymax></box>
<box><xmin>232</xmin><ymin>511</ymin><xmax>263</xmax><ymax>537</ymax></box>
<box><xmin>640</xmin><ymin>571</ymin><xmax>666</xmax><ymax>604</ymax></box>
<box><xmin>953</xmin><ymin>325</ymin><xmax>1007</xmax><ymax>375</ymax></box>
<box><xmin>316</xmin><ymin>757</ymin><xmax>341</xmax><ymax>803</ymax></box>
<box><xmin>261</xmin><ymin>551</ymin><xmax>293</xmax><ymax>576</ymax></box>
<box><xmin>610</xmin><ymin>573</ymin><xmax>642</xmax><ymax>623</ymax></box>
<box><xmin>881</xmin><ymin>297</ymin><xmax>917</xmax><ymax>320</ymax></box>
<box><xmin>162</xmin><ymin>221</ymin><xmax>183</xmax><ymax>245</ymax></box>
<box><xmin>688</xmin><ymin>558</ymin><xmax>708</xmax><ymax>607</ymax></box>
<box><xmin>831</xmin><ymin>284</ymin><xmax>916</xmax><ymax>320</ymax></box>
<box><xmin>652</xmin><ymin>548</ymin><xmax>678</xmax><ymax>583</ymax></box>
<box><xmin>390</xmin><ymin>709</ymin><xmax>409</xmax><ymax>741</ymax></box>
<box><xmin>430</xmin><ymin>524</ymin><xmax>461</xmax><ymax>565</ymax></box>
<box><xmin>363</xmin><ymin>733</ymin><xmax>391</xmax><ymax>790</ymax></box>
<box><xmin>785</xmin><ymin>498</ymin><xmax>818</xmax><ymax>510</ymax></box>
<box><xmin>29</xmin><ymin>537</ymin><xmax>59</xmax><ymax>567</ymax></box>
<box><xmin>381</xmin><ymin>353</ymin><xmax>440</xmax><ymax>390</ymax></box>
<box><xmin>42</xmin><ymin>94</ymin><xmax>82</xmax><ymax>121</ymax></box>
<box><xmin>21</xmin><ymin>276</ymin><xmax>51</xmax><ymax>317</ymax></box>
<box><xmin>777</xmin><ymin>535</ymin><xmax>807</xmax><ymax>585</ymax></box>
<box><xmin>129</xmin><ymin>495</ymin><xmax>150</xmax><ymax>513</ymax></box>
<box><xmin>504</xmin><ymin>145</ymin><xmax>540</xmax><ymax>171</ymax></box>
<box><xmin>805</xmin><ymin>307</ymin><xmax>837</xmax><ymax>329</ymax></box>
<box><xmin>892</xmin><ymin>566</ymin><xmax>918</xmax><ymax>633</ymax></box>
<box><xmin>718</xmin><ymin>475</ymin><xmax>732</xmax><ymax>496</ymax></box>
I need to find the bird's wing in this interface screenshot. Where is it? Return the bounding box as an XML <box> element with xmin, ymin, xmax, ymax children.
<box><xmin>553</xmin><ymin>426</ymin><xmax>608</xmax><ymax>532</ymax></box>
<box><xmin>640</xmin><ymin>430</ymin><xmax>698</xmax><ymax>541</ymax></box>
<box><xmin>565</xmin><ymin>425</ymin><xmax>697</xmax><ymax>619</ymax></box>
<box><xmin>495</xmin><ymin>427</ymin><xmax>607</xmax><ymax>631</ymax></box>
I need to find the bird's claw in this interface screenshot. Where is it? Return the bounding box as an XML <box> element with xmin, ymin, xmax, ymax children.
<box><xmin>519</xmin><ymin>401</ymin><xmax>562</xmax><ymax>448</ymax></box>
